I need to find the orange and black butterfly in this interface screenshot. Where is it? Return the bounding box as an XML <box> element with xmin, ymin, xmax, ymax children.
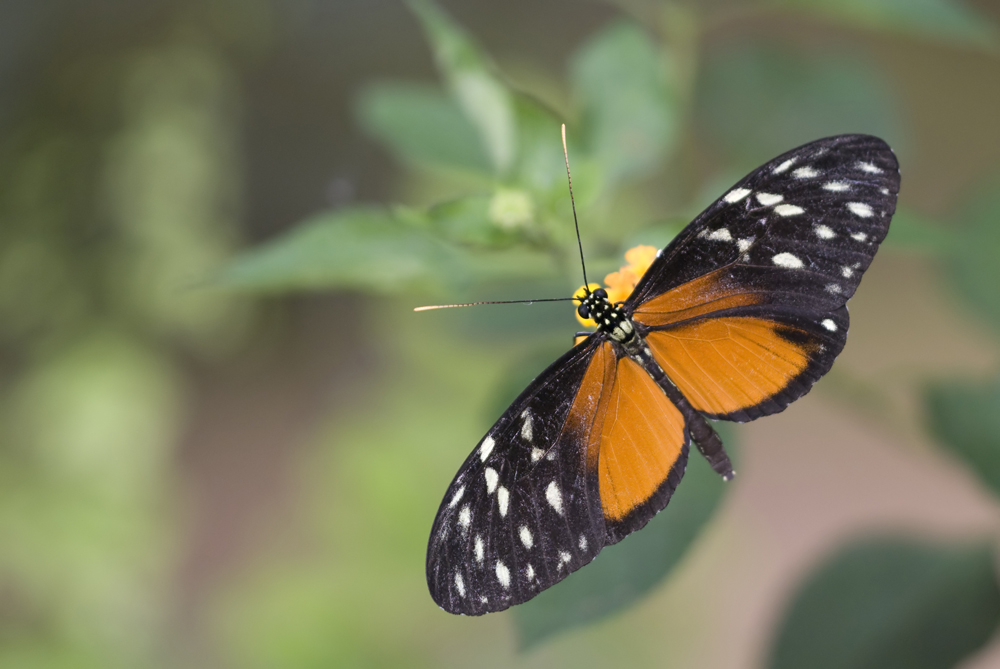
<box><xmin>426</xmin><ymin>134</ymin><xmax>899</xmax><ymax>615</ymax></box>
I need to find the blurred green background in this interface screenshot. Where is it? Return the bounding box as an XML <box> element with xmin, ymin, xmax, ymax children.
<box><xmin>2</xmin><ymin>0</ymin><xmax>1000</xmax><ymax>667</ymax></box>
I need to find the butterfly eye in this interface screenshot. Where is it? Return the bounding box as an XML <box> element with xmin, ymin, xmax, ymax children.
<box><xmin>594</xmin><ymin>288</ymin><xmax>608</xmax><ymax>299</ymax></box>
<box><xmin>577</xmin><ymin>303</ymin><xmax>591</xmax><ymax>319</ymax></box>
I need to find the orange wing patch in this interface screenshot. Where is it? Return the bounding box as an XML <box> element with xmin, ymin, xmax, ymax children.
<box><xmin>597</xmin><ymin>357</ymin><xmax>686</xmax><ymax>522</ymax></box>
<box><xmin>632</xmin><ymin>268</ymin><xmax>762</xmax><ymax>328</ymax></box>
<box><xmin>645</xmin><ymin>317</ymin><xmax>812</xmax><ymax>416</ymax></box>
<box><xmin>563</xmin><ymin>341</ymin><xmax>616</xmax><ymax>463</ymax></box>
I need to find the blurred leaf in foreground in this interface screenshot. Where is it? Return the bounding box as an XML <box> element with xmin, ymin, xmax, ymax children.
<box><xmin>697</xmin><ymin>46</ymin><xmax>902</xmax><ymax>168</ymax></box>
<box><xmin>948</xmin><ymin>176</ymin><xmax>1000</xmax><ymax>334</ymax></box>
<box><xmin>571</xmin><ymin>20</ymin><xmax>679</xmax><ymax>187</ymax></box>
<box><xmin>218</xmin><ymin>207</ymin><xmax>466</xmax><ymax>294</ymax></box>
<box><xmin>356</xmin><ymin>83</ymin><xmax>492</xmax><ymax>174</ymax></box>
<box><xmin>925</xmin><ymin>377</ymin><xmax>1000</xmax><ymax>500</ymax></box>
<box><xmin>513</xmin><ymin>426</ymin><xmax>736</xmax><ymax>648</ymax></box>
<box><xmin>772</xmin><ymin>0</ymin><xmax>998</xmax><ymax>49</ymax></box>
<box><xmin>769</xmin><ymin>537</ymin><xmax>1000</xmax><ymax>669</ymax></box>
<box><xmin>408</xmin><ymin>0</ymin><xmax>516</xmax><ymax>175</ymax></box>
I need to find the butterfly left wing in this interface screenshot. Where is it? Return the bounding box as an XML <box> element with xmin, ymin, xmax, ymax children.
<box><xmin>427</xmin><ymin>337</ymin><xmax>691</xmax><ymax>614</ymax></box>
<box><xmin>626</xmin><ymin>134</ymin><xmax>899</xmax><ymax>422</ymax></box>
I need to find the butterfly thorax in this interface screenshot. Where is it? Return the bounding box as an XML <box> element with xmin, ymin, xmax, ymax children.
<box><xmin>577</xmin><ymin>289</ymin><xmax>636</xmax><ymax>345</ymax></box>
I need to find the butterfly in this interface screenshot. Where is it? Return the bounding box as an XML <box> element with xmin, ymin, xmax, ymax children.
<box><xmin>426</xmin><ymin>134</ymin><xmax>899</xmax><ymax>615</ymax></box>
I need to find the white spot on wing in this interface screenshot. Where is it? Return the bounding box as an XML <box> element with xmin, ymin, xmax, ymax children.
<box><xmin>773</xmin><ymin>157</ymin><xmax>797</xmax><ymax>174</ymax></box>
<box><xmin>847</xmin><ymin>202</ymin><xmax>874</xmax><ymax>218</ymax></box>
<box><xmin>772</xmin><ymin>252</ymin><xmax>804</xmax><ymax>269</ymax></box>
<box><xmin>560</xmin><ymin>551</ymin><xmax>572</xmax><ymax>565</ymax></box>
<box><xmin>841</xmin><ymin>266</ymin><xmax>854</xmax><ymax>278</ymax></box>
<box><xmin>774</xmin><ymin>204</ymin><xmax>804</xmax><ymax>217</ymax></box>
<box><xmin>519</xmin><ymin>526</ymin><xmax>533</xmax><ymax>549</ymax></box>
<box><xmin>792</xmin><ymin>166</ymin><xmax>819</xmax><ymax>178</ymax></box>
<box><xmin>851</xmin><ymin>232</ymin><xmax>868</xmax><ymax>242</ymax></box>
<box><xmin>737</xmin><ymin>238</ymin><xmax>754</xmax><ymax>253</ymax></box>
<box><xmin>474</xmin><ymin>535</ymin><xmax>484</xmax><ymax>563</ymax></box>
<box><xmin>479</xmin><ymin>436</ymin><xmax>495</xmax><ymax>462</ymax></box>
<box><xmin>496</xmin><ymin>561</ymin><xmax>510</xmax><ymax>589</ymax></box>
<box><xmin>520</xmin><ymin>410</ymin><xmax>533</xmax><ymax>442</ymax></box>
<box><xmin>458</xmin><ymin>505</ymin><xmax>471</xmax><ymax>530</ymax></box>
<box><xmin>579</xmin><ymin>534</ymin><xmax>588</xmax><ymax>551</ymax></box>
<box><xmin>814</xmin><ymin>225</ymin><xmax>835</xmax><ymax>239</ymax></box>
<box><xmin>455</xmin><ymin>572</ymin><xmax>466</xmax><ymax>597</ymax></box>
<box><xmin>822</xmin><ymin>319</ymin><xmax>837</xmax><ymax>332</ymax></box>
<box><xmin>724</xmin><ymin>187</ymin><xmax>751</xmax><ymax>203</ymax></box>
<box><xmin>530</xmin><ymin>447</ymin><xmax>544</xmax><ymax>462</ymax></box>
<box><xmin>857</xmin><ymin>161</ymin><xmax>883</xmax><ymax>174</ymax></box>
<box><xmin>484</xmin><ymin>467</ymin><xmax>499</xmax><ymax>494</ymax></box>
<box><xmin>756</xmin><ymin>192</ymin><xmax>783</xmax><ymax>206</ymax></box>
<box><xmin>823</xmin><ymin>181</ymin><xmax>849</xmax><ymax>192</ymax></box>
<box><xmin>707</xmin><ymin>228</ymin><xmax>733</xmax><ymax>242</ymax></box>
<box><xmin>826</xmin><ymin>284</ymin><xmax>843</xmax><ymax>294</ymax></box>
<box><xmin>449</xmin><ymin>485</ymin><xmax>466</xmax><ymax>508</ymax></box>
<box><xmin>880</xmin><ymin>187</ymin><xmax>889</xmax><ymax>195</ymax></box>
<box><xmin>526</xmin><ymin>564</ymin><xmax>535</xmax><ymax>581</ymax></box>
<box><xmin>545</xmin><ymin>481</ymin><xmax>564</xmax><ymax>515</ymax></box>
<box><xmin>497</xmin><ymin>486</ymin><xmax>509</xmax><ymax>517</ymax></box>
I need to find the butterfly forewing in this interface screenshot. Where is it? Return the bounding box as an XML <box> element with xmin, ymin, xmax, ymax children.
<box><xmin>426</xmin><ymin>340</ymin><xmax>613</xmax><ymax>615</ymax></box>
<box><xmin>628</xmin><ymin>135</ymin><xmax>898</xmax><ymax>421</ymax></box>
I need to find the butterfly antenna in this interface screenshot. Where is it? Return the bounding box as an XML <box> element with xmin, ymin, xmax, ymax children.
<box><xmin>414</xmin><ymin>297</ymin><xmax>578</xmax><ymax>312</ymax></box>
<box><xmin>562</xmin><ymin>124</ymin><xmax>589</xmax><ymax>292</ymax></box>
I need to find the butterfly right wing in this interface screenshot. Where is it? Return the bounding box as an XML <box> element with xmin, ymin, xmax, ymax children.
<box><xmin>426</xmin><ymin>338</ymin><xmax>616</xmax><ymax>615</ymax></box>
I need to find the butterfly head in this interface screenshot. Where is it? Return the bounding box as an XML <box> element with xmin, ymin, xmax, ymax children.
<box><xmin>577</xmin><ymin>288</ymin><xmax>635</xmax><ymax>344</ymax></box>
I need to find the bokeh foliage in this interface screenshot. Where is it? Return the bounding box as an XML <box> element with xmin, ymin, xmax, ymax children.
<box><xmin>2</xmin><ymin>0</ymin><xmax>1000</xmax><ymax>666</ymax></box>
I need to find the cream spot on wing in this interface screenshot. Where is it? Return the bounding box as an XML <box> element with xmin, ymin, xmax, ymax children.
<box><xmin>857</xmin><ymin>161</ymin><xmax>883</xmax><ymax>174</ymax></box>
<box><xmin>458</xmin><ymin>505</ymin><xmax>471</xmax><ymax>530</ymax></box>
<box><xmin>756</xmin><ymin>192</ymin><xmax>783</xmax><ymax>206</ymax></box>
<box><xmin>814</xmin><ymin>224</ymin><xmax>835</xmax><ymax>239</ymax></box>
<box><xmin>479</xmin><ymin>436</ymin><xmax>495</xmax><ymax>462</ymax></box>
<box><xmin>474</xmin><ymin>535</ymin><xmax>484</xmax><ymax>563</ymax></box>
<box><xmin>449</xmin><ymin>485</ymin><xmax>466</xmax><ymax>508</ymax></box>
<box><xmin>454</xmin><ymin>572</ymin><xmax>466</xmax><ymax>597</ymax></box>
<box><xmin>519</xmin><ymin>526</ymin><xmax>533</xmax><ymax>549</ymax></box>
<box><xmin>496</xmin><ymin>561</ymin><xmax>510</xmax><ymax>589</ymax></box>
<box><xmin>520</xmin><ymin>412</ymin><xmax>533</xmax><ymax>442</ymax></box>
<box><xmin>847</xmin><ymin>202</ymin><xmax>874</xmax><ymax>218</ymax></box>
<box><xmin>823</xmin><ymin>181</ymin><xmax>849</xmax><ymax>192</ymax></box>
<box><xmin>724</xmin><ymin>187</ymin><xmax>751</xmax><ymax>203</ymax></box>
<box><xmin>546</xmin><ymin>481</ymin><xmax>564</xmax><ymax>515</ymax></box>
<box><xmin>772</xmin><ymin>252</ymin><xmax>804</xmax><ymax>269</ymax></box>
<box><xmin>736</xmin><ymin>238</ymin><xmax>754</xmax><ymax>253</ymax></box>
<box><xmin>822</xmin><ymin>319</ymin><xmax>837</xmax><ymax>332</ymax></box>
<box><xmin>841</xmin><ymin>266</ymin><xmax>854</xmax><ymax>278</ymax></box>
<box><xmin>792</xmin><ymin>166</ymin><xmax>819</xmax><ymax>178</ymax></box>
<box><xmin>774</xmin><ymin>204</ymin><xmax>804</xmax><ymax>216</ymax></box>
<box><xmin>707</xmin><ymin>228</ymin><xmax>733</xmax><ymax>242</ymax></box>
<box><xmin>530</xmin><ymin>447</ymin><xmax>544</xmax><ymax>462</ymax></box>
<box><xmin>484</xmin><ymin>467</ymin><xmax>499</xmax><ymax>494</ymax></box>
<box><xmin>497</xmin><ymin>486</ymin><xmax>509</xmax><ymax>517</ymax></box>
<box><xmin>579</xmin><ymin>534</ymin><xmax>588</xmax><ymax>551</ymax></box>
<box><xmin>526</xmin><ymin>564</ymin><xmax>535</xmax><ymax>581</ymax></box>
<box><xmin>773</xmin><ymin>157</ymin><xmax>796</xmax><ymax>174</ymax></box>
<box><xmin>851</xmin><ymin>232</ymin><xmax>868</xmax><ymax>242</ymax></box>
<box><xmin>826</xmin><ymin>284</ymin><xmax>843</xmax><ymax>294</ymax></box>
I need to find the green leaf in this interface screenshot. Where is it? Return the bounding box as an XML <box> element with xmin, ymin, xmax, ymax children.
<box><xmin>771</xmin><ymin>0</ymin><xmax>998</xmax><ymax>49</ymax></box>
<box><xmin>571</xmin><ymin>21</ymin><xmax>679</xmax><ymax>186</ymax></box>
<box><xmin>420</xmin><ymin>191</ymin><xmax>535</xmax><ymax>248</ymax></box>
<box><xmin>217</xmin><ymin>207</ymin><xmax>466</xmax><ymax>294</ymax></box>
<box><xmin>769</xmin><ymin>537</ymin><xmax>1000</xmax><ymax>669</ymax></box>
<box><xmin>355</xmin><ymin>83</ymin><xmax>492</xmax><ymax>173</ymax></box>
<box><xmin>408</xmin><ymin>0</ymin><xmax>517</xmax><ymax>174</ymax></box>
<box><xmin>512</xmin><ymin>425</ymin><xmax>737</xmax><ymax>648</ymax></box>
<box><xmin>948</xmin><ymin>176</ymin><xmax>1000</xmax><ymax>333</ymax></box>
<box><xmin>697</xmin><ymin>46</ymin><xmax>903</xmax><ymax>168</ymax></box>
<box><xmin>925</xmin><ymin>377</ymin><xmax>1000</xmax><ymax>500</ymax></box>
<box><xmin>881</xmin><ymin>208</ymin><xmax>954</xmax><ymax>254</ymax></box>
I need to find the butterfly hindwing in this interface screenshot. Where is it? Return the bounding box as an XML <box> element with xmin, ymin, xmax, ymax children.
<box><xmin>426</xmin><ymin>339</ymin><xmax>613</xmax><ymax>615</ymax></box>
<box><xmin>628</xmin><ymin>134</ymin><xmax>898</xmax><ymax>421</ymax></box>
